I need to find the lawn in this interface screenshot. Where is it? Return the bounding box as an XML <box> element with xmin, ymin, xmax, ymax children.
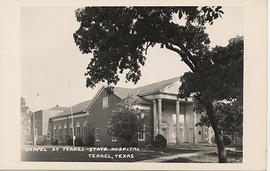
<box><xmin>21</xmin><ymin>145</ymin><xmax>202</xmax><ymax>162</ymax></box>
<box><xmin>163</xmin><ymin>150</ymin><xmax>243</xmax><ymax>163</ymax></box>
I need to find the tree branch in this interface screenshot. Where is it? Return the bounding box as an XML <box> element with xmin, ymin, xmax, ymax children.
<box><xmin>165</xmin><ymin>43</ymin><xmax>196</xmax><ymax>72</ymax></box>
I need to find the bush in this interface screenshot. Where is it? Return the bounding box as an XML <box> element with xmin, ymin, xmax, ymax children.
<box><xmin>52</xmin><ymin>139</ymin><xmax>58</xmax><ymax>145</ymax></box>
<box><xmin>153</xmin><ymin>134</ymin><xmax>167</xmax><ymax>148</ymax></box>
<box><xmin>75</xmin><ymin>137</ymin><xmax>83</xmax><ymax>146</ymax></box>
<box><xmin>130</xmin><ymin>141</ymin><xmax>139</xmax><ymax>147</ymax></box>
<box><xmin>66</xmin><ymin>136</ymin><xmax>73</xmax><ymax>146</ymax></box>
<box><xmin>84</xmin><ymin>134</ymin><xmax>95</xmax><ymax>147</ymax></box>
<box><xmin>223</xmin><ymin>135</ymin><xmax>232</xmax><ymax>146</ymax></box>
<box><xmin>36</xmin><ymin>136</ymin><xmax>46</xmax><ymax>145</ymax></box>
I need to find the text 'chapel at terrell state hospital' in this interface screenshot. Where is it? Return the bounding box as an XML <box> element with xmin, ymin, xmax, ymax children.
<box><xmin>32</xmin><ymin>77</ymin><xmax>215</xmax><ymax>146</ymax></box>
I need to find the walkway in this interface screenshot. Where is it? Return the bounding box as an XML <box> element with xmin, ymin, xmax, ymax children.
<box><xmin>139</xmin><ymin>143</ymin><xmax>217</xmax><ymax>163</ymax></box>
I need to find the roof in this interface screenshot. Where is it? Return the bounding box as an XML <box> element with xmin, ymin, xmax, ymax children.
<box><xmin>48</xmin><ymin>106</ymin><xmax>68</xmax><ymax>111</ymax></box>
<box><xmin>113</xmin><ymin>76</ymin><xmax>180</xmax><ymax>104</ymax></box>
<box><xmin>51</xmin><ymin>99</ymin><xmax>92</xmax><ymax>119</ymax></box>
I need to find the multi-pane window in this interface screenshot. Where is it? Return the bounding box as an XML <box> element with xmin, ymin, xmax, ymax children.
<box><xmin>95</xmin><ymin>128</ymin><xmax>101</xmax><ymax>141</ymax></box>
<box><xmin>112</xmin><ymin>132</ymin><xmax>117</xmax><ymax>142</ymax></box>
<box><xmin>58</xmin><ymin>124</ymin><xmax>62</xmax><ymax>136</ymax></box>
<box><xmin>47</xmin><ymin>132</ymin><xmax>51</xmax><ymax>140</ymax></box>
<box><xmin>83</xmin><ymin>122</ymin><xmax>87</xmax><ymax>138</ymax></box>
<box><xmin>63</xmin><ymin>122</ymin><xmax>67</xmax><ymax>138</ymax></box>
<box><xmin>138</xmin><ymin>126</ymin><xmax>145</xmax><ymax>141</ymax></box>
<box><xmin>69</xmin><ymin>122</ymin><xmax>73</xmax><ymax>136</ymax></box>
<box><xmin>76</xmin><ymin>122</ymin><xmax>80</xmax><ymax>137</ymax></box>
<box><xmin>102</xmin><ymin>97</ymin><xmax>108</xmax><ymax>108</ymax></box>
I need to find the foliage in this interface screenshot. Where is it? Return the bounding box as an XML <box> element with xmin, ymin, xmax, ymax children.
<box><xmin>75</xmin><ymin>137</ymin><xmax>84</xmax><ymax>146</ymax></box>
<box><xmin>84</xmin><ymin>134</ymin><xmax>95</xmax><ymax>147</ymax></box>
<box><xmin>52</xmin><ymin>139</ymin><xmax>58</xmax><ymax>145</ymax></box>
<box><xmin>66</xmin><ymin>136</ymin><xmax>73</xmax><ymax>146</ymax></box>
<box><xmin>74</xmin><ymin>6</ymin><xmax>223</xmax><ymax>88</ymax></box>
<box><xmin>211</xmin><ymin>135</ymin><xmax>232</xmax><ymax>146</ymax></box>
<box><xmin>153</xmin><ymin>134</ymin><xmax>167</xmax><ymax>148</ymax></box>
<box><xmin>179</xmin><ymin>36</ymin><xmax>243</xmax><ymax>162</ymax></box>
<box><xmin>108</xmin><ymin>95</ymin><xmax>145</xmax><ymax>147</ymax></box>
<box><xmin>223</xmin><ymin>135</ymin><xmax>232</xmax><ymax>146</ymax></box>
<box><xmin>36</xmin><ymin>136</ymin><xmax>46</xmax><ymax>145</ymax></box>
<box><xmin>21</xmin><ymin>97</ymin><xmax>32</xmax><ymax>143</ymax></box>
<box><xmin>196</xmin><ymin>99</ymin><xmax>243</xmax><ymax>140</ymax></box>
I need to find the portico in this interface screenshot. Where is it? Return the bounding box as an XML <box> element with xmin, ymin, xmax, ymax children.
<box><xmin>151</xmin><ymin>95</ymin><xmax>198</xmax><ymax>144</ymax></box>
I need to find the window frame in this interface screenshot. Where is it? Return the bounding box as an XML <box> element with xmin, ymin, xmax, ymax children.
<box><xmin>112</xmin><ymin>132</ymin><xmax>117</xmax><ymax>142</ymax></box>
<box><xmin>95</xmin><ymin>128</ymin><xmax>101</xmax><ymax>141</ymax></box>
<box><xmin>102</xmin><ymin>97</ymin><xmax>109</xmax><ymax>109</ymax></box>
<box><xmin>138</xmin><ymin>126</ymin><xmax>146</xmax><ymax>141</ymax></box>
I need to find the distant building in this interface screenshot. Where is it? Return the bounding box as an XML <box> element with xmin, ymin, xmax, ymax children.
<box><xmin>49</xmin><ymin>77</ymin><xmax>214</xmax><ymax>146</ymax></box>
<box><xmin>32</xmin><ymin>105</ymin><xmax>68</xmax><ymax>144</ymax></box>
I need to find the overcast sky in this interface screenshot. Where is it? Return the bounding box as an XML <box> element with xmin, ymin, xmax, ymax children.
<box><xmin>21</xmin><ymin>7</ymin><xmax>243</xmax><ymax>111</ymax></box>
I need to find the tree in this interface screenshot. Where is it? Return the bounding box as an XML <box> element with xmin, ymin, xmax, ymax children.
<box><xmin>108</xmin><ymin>95</ymin><xmax>145</xmax><ymax>147</ymax></box>
<box><xmin>73</xmin><ymin>6</ymin><xmax>229</xmax><ymax>162</ymax></box>
<box><xmin>179</xmin><ymin>36</ymin><xmax>243</xmax><ymax>162</ymax></box>
<box><xmin>21</xmin><ymin>97</ymin><xmax>32</xmax><ymax>144</ymax></box>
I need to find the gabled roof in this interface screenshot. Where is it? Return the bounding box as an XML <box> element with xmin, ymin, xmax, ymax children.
<box><xmin>48</xmin><ymin>106</ymin><xmax>68</xmax><ymax>111</ymax></box>
<box><xmin>113</xmin><ymin>76</ymin><xmax>180</xmax><ymax>104</ymax></box>
<box><xmin>51</xmin><ymin>99</ymin><xmax>92</xmax><ymax>119</ymax></box>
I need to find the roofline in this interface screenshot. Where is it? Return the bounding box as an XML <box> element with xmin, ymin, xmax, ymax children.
<box><xmin>84</xmin><ymin>86</ymin><xmax>105</xmax><ymax>111</ymax></box>
<box><xmin>50</xmin><ymin>111</ymin><xmax>87</xmax><ymax>119</ymax></box>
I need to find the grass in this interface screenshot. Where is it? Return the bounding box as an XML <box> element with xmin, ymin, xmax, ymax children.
<box><xmin>163</xmin><ymin>150</ymin><xmax>243</xmax><ymax>163</ymax></box>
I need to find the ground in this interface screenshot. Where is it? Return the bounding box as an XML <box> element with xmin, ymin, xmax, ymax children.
<box><xmin>21</xmin><ymin>144</ymin><xmax>242</xmax><ymax>163</ymax></box>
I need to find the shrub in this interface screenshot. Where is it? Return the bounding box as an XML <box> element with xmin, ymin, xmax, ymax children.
<box><xmin>223</xmin><ymin>135</ymin><xmax>232</xmax><ymax>146</ymax></box>
<box><xmin>66</xmin><ymin>136</ymin><xmax>73</xmax><ymax>146</ymax></box>
<box><xmin>36</xmin><ymin>136</ymin><xmax>46</xmax><ymax>145</ymax></box>
<box><xmin>153</xmin><ymin>134</ymin><xmax>167</xmax><ymax>148</ymax></box>
<box><xmin>52</xmin><ymin>139</ymin><xmax>58</xmax><ymax>145</ymax></box>
<box><xmin>130</xmin><ymin>141</ymin><xmax>139</xmax><ymax>147</ymax></box>
<box><xmin>84</xmin><ymin>134</ymin><xmax>95</xmax><ymax>147</ymax></box>
<box><xmin>75</xmin><ymin>137</ymin><xmax>83</xmax><ymax>146</ymax></box>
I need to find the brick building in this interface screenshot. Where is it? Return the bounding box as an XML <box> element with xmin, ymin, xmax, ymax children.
<box><xmin>49</xmin><ymin>77</ymin><xmax>214</xmax><ymax>146</ymax></box>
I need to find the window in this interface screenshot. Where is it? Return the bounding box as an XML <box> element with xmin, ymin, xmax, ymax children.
<box><xmin>69</xmin><ymin>122</ymin><xmax>73</xmax><ymax>136</ymax></box>
<box><xmin>47</xmin><ymin>132</ymin><xmax>51</xmax><ymax>140</ymax></box>
<box><xmin>138</xmin><ymin>126</ymin><xmax>145</xmax><ymax>141</ymax></box>
<box><xmin>53</xmin><ymin>125</ymin><xmax>57</xmax><ymax>136</ymax></box>
<box><xmin>83</xmin><ymin>122</ymin><xmax>87</xmax><ymax>138</ymax></box>
<box><xmin>58</xmin><ymin>124</ymin><xmax>62</xmax><ymax>136</ymax></box>
<box><xmin>95</xmin><ymin>128</ymin><xmax>101</xmax><ymax>141</ymax></box>
<box><xmin>76</xmin><ymin>122</ymin><xmax>80</xmax><ymax>137</ymax></box>
<box><xmin>63</xmin><ymin>122</ymin><xmax>67</xmax><ymax>136</ymax></box>
<box><xmin>112</xmin><ymin>132</ymin><xmax>117</xmax><ymax>142</ymax></box>
<box><xmin>102</xmin><ymin>97</ymin><xmax>108</xmax><ymax>108</ymax></box>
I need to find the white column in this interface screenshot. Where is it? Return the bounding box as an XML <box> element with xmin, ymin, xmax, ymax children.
<box><xmin>153</xmin><ymin>99</ymin><xmax>157</xmax><ymax>138</ymax></box>
<box><xmin>193</xmin><ymin>112</ymin><xmax>198</xmax><ymax>144</ymax></box>
<box><xmin>207</xmin><ymin>127</ymin><xmax>212</xmax><ymax>144</ymax></box>
<box><xmin>176</xmin><ymin>100</ymin><xmax>180</xmax><ymax>144</ymax></box>
<box><xmin>158</xmin><ymin>99</ymin><xmax>162</xmax><ymax>135</ymax></box>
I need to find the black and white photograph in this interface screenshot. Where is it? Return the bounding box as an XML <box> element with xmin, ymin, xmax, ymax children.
<box><xmin>0</xmin><ymin>0</ymin><xmax>267</xmax><ymax>170</ymax></box>
<box><xmin>20</xmin><ymin>6</ymin><xmax>243</xmax><ymax>163</ymax></box>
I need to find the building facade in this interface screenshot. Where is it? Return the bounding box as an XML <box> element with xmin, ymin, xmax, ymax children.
<box><xmin>49</xmin><ymin>77</ymin><xmax>214</xmax><ymax>146</ymax></box>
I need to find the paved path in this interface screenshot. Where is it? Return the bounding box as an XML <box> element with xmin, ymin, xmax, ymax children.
<box><xmin>139</xmin><ymin>144</ymin><xmax>217</xmax><ymax>162</ymax></box>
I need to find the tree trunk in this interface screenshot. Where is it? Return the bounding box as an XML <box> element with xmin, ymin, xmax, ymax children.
<box><xmin>206</xmin><ymin>103</ymin><xmax>227</xmax><ymax>163</ymax></box>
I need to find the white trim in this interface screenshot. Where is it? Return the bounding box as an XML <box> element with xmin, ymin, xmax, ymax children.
<box><xmin>84</xmin><ymin>86</ymin><xmax>105</xmax><ymax>111</ymax></box>
<box><xmin>160</xmin><ymin>80</ymin><xmax>179</xmax><ymax>93</ymax></box>
<box><xmin>134</xmin><ymin>105</ymin><xmax>151</xmax><ymax>110</ymax></box>
<box><xmin>52</xmin><ymin>113</ymin><xmax>89</xmax><ymax>121</ymax></box>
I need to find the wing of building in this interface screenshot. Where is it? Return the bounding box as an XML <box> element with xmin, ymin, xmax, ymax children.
<box><xmin>47</xmin><ymin>77</ymin><xmax>214</xmax><ymax>146</ymax></box>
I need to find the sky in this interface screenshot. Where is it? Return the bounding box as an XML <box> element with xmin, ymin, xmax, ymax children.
<box><xmin>21</xmin><ymin>7</ymin><xmax>243</xmax><ymax>111</ymax></box>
